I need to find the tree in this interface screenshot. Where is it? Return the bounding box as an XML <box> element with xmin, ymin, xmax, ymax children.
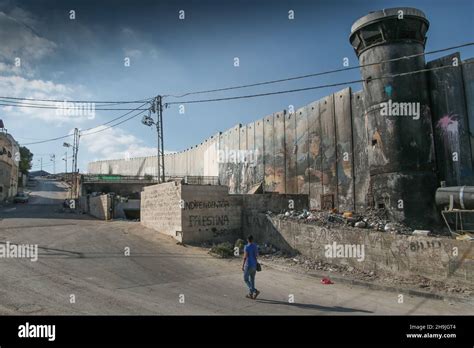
<box><xmin>19</xmin><ymin>146</ymin><xmax>33</xmax><ymax>175</ymax></box>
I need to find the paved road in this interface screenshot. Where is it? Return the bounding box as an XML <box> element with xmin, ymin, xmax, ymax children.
<box><xmin>0</xmin><ymin>178</ymin><xmax>471</xmax><ymax>315</ymax></box>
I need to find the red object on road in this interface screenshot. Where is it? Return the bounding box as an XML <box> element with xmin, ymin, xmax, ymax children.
<box><xmin>321</xmin><ymin>277</ymin><xmax>334</xmax><ymax>284</ymax></box>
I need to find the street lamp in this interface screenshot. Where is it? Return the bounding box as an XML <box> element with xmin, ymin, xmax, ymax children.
<box><xmin>63</xmin><ymin>142</ymin><xmax>72</xmax><ymax>174</ymax></box>
<box><xmin>50</xmin><ymin>154</ymin><xmax>56</xmax><ymax>174</ymax></box>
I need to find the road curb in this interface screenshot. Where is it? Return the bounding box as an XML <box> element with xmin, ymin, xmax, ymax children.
<box><xmin>259</xmin><ymin>260</ymin><xmax>473</xmax><ymax>305</ymax></box>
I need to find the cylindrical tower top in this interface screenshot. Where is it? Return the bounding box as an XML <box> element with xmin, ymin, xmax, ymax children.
<box><xmin>349</xmin><ymin>7</ymin><xmax>429</xmax><ymax>57</ymax></box>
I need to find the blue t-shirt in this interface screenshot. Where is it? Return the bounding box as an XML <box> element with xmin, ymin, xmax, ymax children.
<box><xmin>244</xmin><ymin>243</ymin><xmax>258</xmax><ymax>269</ymax></box>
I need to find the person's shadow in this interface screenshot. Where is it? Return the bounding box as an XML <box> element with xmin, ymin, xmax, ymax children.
<box><xmin>255</xmin><ymin>298</ymin><xmax>373</xmax><ymax>313</ymax></box>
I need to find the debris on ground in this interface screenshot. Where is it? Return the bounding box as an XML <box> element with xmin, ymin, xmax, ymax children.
<box><xmin>321</xmin><ymin>277</ymin><xmax>334</xmax><ymax>285</ymax></box>
<box><xmin>260</xmin><ymin>252</ymin><xmax>472</xmax><ymax>297</ymax></box>
<box><xmin>267</xmin><ymin>208</ymin><xmax>413</xmax><ymax>235</ymax></box>
<box><xmin>258</xmin><ymin>243</ymin><xmax>277</xmax><ymax>255</ymax></box>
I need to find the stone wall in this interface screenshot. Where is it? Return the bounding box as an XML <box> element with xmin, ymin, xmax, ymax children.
<box><xmin>244</xmin><ymin>214</ymin><xmax>473</xmax><ymax>285</ymax></box>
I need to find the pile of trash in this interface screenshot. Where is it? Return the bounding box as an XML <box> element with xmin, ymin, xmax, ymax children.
<box><xmin>268</xmin><ymin>208</ymin><xmax>413</xmax><ymax>235</ymax></box>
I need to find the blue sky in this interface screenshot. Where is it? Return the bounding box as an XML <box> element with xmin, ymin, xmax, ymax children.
<box><xmin>0</xmin><ymin>0</ymin><xmax>473</xmax><ymax>173</ymax></box>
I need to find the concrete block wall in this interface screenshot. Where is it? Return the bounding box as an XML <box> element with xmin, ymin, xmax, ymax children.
<box><xmin>240</xmin><ymin>193</ymin><xmax>308</xmax><ymax>213</ymax></box>
<box><xmin>140</xmin><ymin>182</ymin><xmax>182</xmax><ymax>239</ymax></box>
<box><xmin>140</xmin><ymin>182</ymin><xmax>242</xmax><ymax>244</ymax></box>
<box><xmin>88</xmin><ymin>194</ymin><xmax>111</xmax><ymax>220</ymax></box>
<box><xmin>243</xmin><ymin>215</ymin><xmax>473</xmax><ymax>286</ymax></box>
<box><xmin>181</xmin><ymin>184</ymin><xmax>242</xmax><ymax>244</ymax></box>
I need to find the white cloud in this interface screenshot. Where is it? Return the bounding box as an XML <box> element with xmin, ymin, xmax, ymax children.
<box><xmin>0</xmin><ymin>75</ymin><xmax>95</xmax><ymax>124</ymax></box>
<box><xmin>124</xmin><ymin>49</ymin><xmax>143</xmax><ymax>59</ymax></box>
<box><xmin>81</xmin><ymin>125</ymin><xmax>160</xmax><ymax>161</ymax></box>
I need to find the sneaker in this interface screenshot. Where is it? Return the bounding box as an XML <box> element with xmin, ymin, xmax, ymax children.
<box><xmin>253</xmin><ymin>290</ymin><xmax>260</xmax><ymax>299</ymax></box>
<box><xmin>245</xmin><ymin>294</ymin><xmax>253</xmax><ymax>299</ymax></box>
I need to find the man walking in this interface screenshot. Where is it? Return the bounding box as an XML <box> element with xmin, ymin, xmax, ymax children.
<box><xmin>242</xmin><ymin>235</ymin><xmax>260</xmax><ymax>299</ymax></box>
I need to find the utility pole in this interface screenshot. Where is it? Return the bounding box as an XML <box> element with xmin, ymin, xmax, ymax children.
<box><xmin>156</xmin><ymin>96</ymin><xmax>165</xmax><ymax>183</ymax></box>
<box><xmin>142</xmin><ymin>95</ymin><xmax>165</xmax><ymax>183</ymax></box>
<box><xmin>71</xmin><ymin>128</ymin><xmax>80</xmax><ymax>198</ymax></box>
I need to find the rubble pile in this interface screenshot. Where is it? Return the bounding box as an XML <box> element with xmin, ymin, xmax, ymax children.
<box><xmin>269</xmin><ymin>208</ymin><xmax>413</xmax><ymax>235</ymax></box>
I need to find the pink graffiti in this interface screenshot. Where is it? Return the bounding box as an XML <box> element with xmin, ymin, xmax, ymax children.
<box><xmin>436</xmin><ymin>113</ymin><xmax>458</xmax><ymax>133</ymax></box>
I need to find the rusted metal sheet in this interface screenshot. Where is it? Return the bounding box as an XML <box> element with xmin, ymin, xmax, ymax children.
<box><xmin>296</xmin><ymin>105</ymin><xmax>309</xmax><ymax>195</ymax></box>
<box><xmin>428</xmin><ymin>53</ymin><xmax>474</xmax><ymax>186</ymax></box>
<box><xmin>334</xmin><ymin>87</ymin><xmax>354</xmax><ymax>212</ymax></box>
<box><xmin>273</xmin><ymin>111</ymin><xmax>286</xmax><ymax>193</ymax></box>
<box><xmin>263</xmin><ymin>114</ymin><xmax>275</xmax><ymax>192</ymax></box>
<box><xmin>254</xmin><ymin>118</ymin><xmax>265</xmax><ymax>185</ymax></box>
<box><xmin>351</xmin><ymin>90</ymin><xmax>369</xmax><ymax>212</ymax></box>
<box><xmin>285</xmin><ymin>110</ymin><xmax>297</xmax><ymax>193</ymax></box>
<box><xmin>320</xmin><ymin>94</ymin><xmax>337</xmax><ymax>208</ymax></box>
<box><xmin>307</xmin><ymin>100</ymin><xmax>322</xmax><ymax>210</ymax></box>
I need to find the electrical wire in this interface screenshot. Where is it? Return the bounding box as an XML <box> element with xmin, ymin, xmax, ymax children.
<box><xmin>20</xmin><ymin>102</ymin><xmax>150</xmax><ymax>145</ymax></box>
<box><xmin>163</xmin><ymin>42</ymin><xmax>474</xmax><ymax>99</ymax></box>
<box><xmin>0</xmin><ymin>102</ymin><xmax>148</xmax><ymax>111</ymax></box>
<box><xmin>0</xmin><ymin>96</ymin><xmax>152</xmax><ymax>104</ymax></box>
<box><xmin>166</xmin><ymin>61</ymin><xmax>474</xmax><ymax>105</ymax></box>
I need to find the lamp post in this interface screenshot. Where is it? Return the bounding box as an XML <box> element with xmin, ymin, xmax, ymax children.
<box><xmin>63</xmin><ymin>142</ymin><xmax>72</xmax><ymax>174</ymax></box>
<box><xmin>50</xmin><ymin>154</ymin><xmax>56</xmax><ymax>175</ymax></box>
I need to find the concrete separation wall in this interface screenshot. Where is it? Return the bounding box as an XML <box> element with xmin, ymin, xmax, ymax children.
<box><xmin>87</xmin><ymin>51</ymin><xmax>474</xmax><ymax>229</ymax></box>
<box><xmin>244</xmin><ymin>215</ymin><xmax>473</xmax><ymax>286</ymax></box>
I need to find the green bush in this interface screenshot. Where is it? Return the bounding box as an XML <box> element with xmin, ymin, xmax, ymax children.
<box><xmin>210</xmin><ymin>242</ymin><xmax>234</xmax><ymax>258</ymax></box>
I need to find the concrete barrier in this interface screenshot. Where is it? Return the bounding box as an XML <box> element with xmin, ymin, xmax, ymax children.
<box><xmin>88</xmin><ymin>194</ymin><xmax>111</xmax><ymax>220</ymax></box>
<box><xmin>141</xmin><ymin>182</ymin><xmax>242</xmax><ymax>244</ymax></box>
<box><xmin>244</xmin><ymin>213</ymin><xmax>473</xmax><ymax>286</ymax></box>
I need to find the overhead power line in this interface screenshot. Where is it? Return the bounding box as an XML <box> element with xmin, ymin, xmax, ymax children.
<box><xmin>0</xmin><ymin>102</ymin><xmax>148</xmax><ymax>111</ymax></box>
<box><xmin>0</xmin><ymin>96</ymin><xmax>151</xmax><ymax>104</ymax></box>
<box><xmin>20</xmin><ymin>103</ymin><xmax>150</xmax><ymax>145</ymax></box>
<box><xmin>21</xmin><ymin>134</ymin><xmax>74</xmax><ymax>146</ymax></box>
<box><xmin>166</xmin><ymin>61</ymin><xmax>474</xmax><ymax>105</ymax></box>
<box><xmin>81</xmin><ymin>109</ymin><xmax>148</xmax><ymax>136</ymax></box>
<box><xmin>82</xmin><ymin>102</ymin><xmax>150</xmax><ymax>131</ymax></box>
<box><xmin>164</xmin><ymin>42</ymin><xmax>474</xmax><ymax>99</ymax></box>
